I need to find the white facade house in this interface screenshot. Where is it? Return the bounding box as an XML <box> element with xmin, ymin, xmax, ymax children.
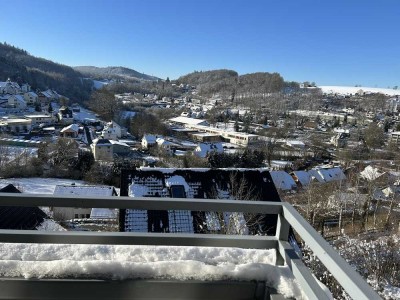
<box><xmin>8</xmin><ymin>95</ymin><xmax>26</xmax><ymax>109</ymax></box>
<box><xmin>23</xmin><ymin>91</ymin><xmax>39</xmax><ymax>104</ymax></box>
<box><xmin>60</xmin><ymin>124</ymin><xmax>80</xmax><ymax>138</ymax></box>
<box><xmin>57</xmin><ymin>106</ymin><xmax>74</xmax><ymax>125</ymax></box>
<box><xmin>24</xmin><ymin>114</ymin><xmax>54</xmax><ymax>127</ymax></box>
<box><xmin>52</xmin><ymin>185</ymin><xmax>118</xmax><ymax>220</ymax></box>
<box><xmin>91</xmin><ymin>138</ymin><xmax>113</xmax><ymax>161</ymax></box>
<box><xmin>101</xmin><ymin>121</ymin><xmax>125</xmax><ymax>140</ymax></box>
<box><xmin>142</xmin><ymin>134</ymin><xmax>159</xmax><ymax>149</ymax></box>
<box><xmin>390</xmin><ymin>131</ymin><xmax>400</xmax><ymax>145</ymax></box>
<box><xmin>0</xmin><ymin>79</ymin><xmax>21</xmax><ymax>94</ymax></box>
<box><xmin>0</xmin><ymin>118</ymin><xmax>32</xmax><ymax>133</ymax></box>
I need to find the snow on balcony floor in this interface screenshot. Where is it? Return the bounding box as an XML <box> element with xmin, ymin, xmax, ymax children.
<box><xmin>0</xmin><ymin>243</ymin><xmax>303</xmax><ymax>299</ymax></box>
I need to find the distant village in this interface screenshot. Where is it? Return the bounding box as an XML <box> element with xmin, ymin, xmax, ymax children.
<box><xmin>1</xmin><ymin>76</ymin><xmax>400</xmax><ymax>298</ymax></box>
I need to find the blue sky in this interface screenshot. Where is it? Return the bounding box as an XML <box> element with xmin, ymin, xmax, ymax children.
<box><xmin>1</xmin><ymin>0</ymin><xmax>399</xmax><ymax>87</ymax></box>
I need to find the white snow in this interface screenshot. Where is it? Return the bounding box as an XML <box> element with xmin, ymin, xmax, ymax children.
<box><xmin>320</xmin><ymin>86</ymin><xmax>400</xmax><ymax>96</ymax></box>
<box><xmin>292</xmin><ymin>171</ymin><xmax>312</xmax><ymax>187</ymax></box>
<box><xmin>73</xmin><ymin>107</ymin><xmax>98</xmax><ymax>122</ymax></box>
<box><xmin>90</xmin><ymin>208</ymin><xmax>118</xmax><ymax>219</ymax></box>
<box><xmin>164</xmin><ymin>175</ymin><xmax>190</xmax><ymax>193</ymax></box>
<box><xmin>0</xmin><ymin>178</ymin><xmax>87</xmax><ymax>194</ymax></box>
<box><xmin>270</xmin><ymin>171</ymin><xmax>297</xmax><ymax>191</ymax></box>
<box><xmin>360</xmin><ymin>165</ymin><xmax>384</xmax><ymax>181</ymax></box>
<box><xmin>0</xmin><ymin>243</ymin><xmax>304</xmax><ymax>299</ymax></box>
<box><xmin>36</xmin><ymin>219</ymin><xmax>66</xmax><ymax>231</ymax></box>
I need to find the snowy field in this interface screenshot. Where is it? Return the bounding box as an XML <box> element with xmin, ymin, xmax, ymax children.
<box><xmin>319</xmin><ymin>85</ymin><xmax>400</xmax><ymax>96</ymax></box>
<box><xmin>0</xmin><ymin>244</ymin><xmax>304</xmax><ymax>299</ymax></box>
<box><xmin>73</xmin><ymin>107</ymin><xmax>98</xmax><ymax>123</ymax></box>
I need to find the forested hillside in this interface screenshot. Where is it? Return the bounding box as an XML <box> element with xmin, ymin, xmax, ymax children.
<box><xmin>74</xmin><ymin>66</ymin><xmax>159</xmax><ymax>81</ymax></box>
<box><xmin>0</xmin><ymin>43</ymin><xmax>91</xmax><ymax>102</ymax></box>
<box><xmin>176</xmin><ymin>69</ymin><xmax>298</xmax><ymax>97</ymax></box>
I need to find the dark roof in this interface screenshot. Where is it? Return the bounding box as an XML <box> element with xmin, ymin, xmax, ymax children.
<box><xmin>0</xmin><ymin>184</ymin><xmax>21</xmax><ymax>193</ymax></box>
<box><xmin>0</xmin><ymin>184</ymin><xmax>48</xmax><ymax>230</ymax></box>
<box><xmin>120</xmin><ymin>168</ymin><xmax>281</xmax><ymax>235</ymax></box>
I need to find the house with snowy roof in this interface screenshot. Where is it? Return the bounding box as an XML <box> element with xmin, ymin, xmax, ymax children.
<box><xmin>169</xmin><ymin>116</ymin><xmax>210</xmax><ymax>127</ymax></box>
<box><xmin>0</xmin><ymin>117</ymin><xmax>32</xmax><ymax>133</ymax></box>
<box><xmin>7</xmin><ymin>95</ymin><xmax>27</xmax><ymax>109</ymax></box>
<box><xmin>52</xmin><ymin>185</ymin><xmax>117</xmax><ymax>221</ymax></box>
<box><xmin>23</xmin><ymin>91</ymin><xmax>38</xmax><ymax>105</ymax></box>
<box><xmin>57</xmin><ymin>106</ymin><xmax>74</xmax><ymax>125</ymax></box>
<box><xmin>24</xmin><ymin>114</ymin><xmax>55</xmax><ymax>127</ymax></box>
<box><xmin>194</xmin><ymin>142</ymin><xmax>224</xmax><ymax>158</ymax></box>
<box><xmin>0</xmin><ymin>79</ymin><xmax>21</xmax><ymax>94</ymax></box>
<box><xmin>60</xmin><ymin>124</ymin><xmax>80</xmax><ymax>138</ymax></box>
<box><xmin>270</xmin><ymin>171</ymin><xmax>297</xmax><ymax>191</ymax></box>
<box><xmin>91</xmin><ymin>138</ymin><xmax>113</xmax><ymax>161</ymax></box>
<box><xmin>141</xmin><ymin>134</ymin><xmax>159</xmax><ymax>149</ymax></box>
<box><xmin>308</xmin><ymin>167</ymin><xmax>346</xmax><ymax>183</ymax></box>
<box><xmin>0</xmin><ymin>184</ymin><xmax>63</xmax><ymax>231</ymax></box>
<box><xmin>101</xmin><ymin>120</ymin><xmax>126</xmax><ymax>140</ymax></box>
<box><xmin>291</xmin><ymin>170</ymin><xmax>312</xmax><ymax>187</ymax></box>
<box><xmin>119</xmin><ymin>168</ymin><xmax>281</xmax><ymax>235</ymax></box>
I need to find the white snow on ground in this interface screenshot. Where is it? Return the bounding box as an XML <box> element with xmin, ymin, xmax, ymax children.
<box><xmin>73</xmin><ymin>107</ymin><xmax>98</xmax><ymax>123</ymax></box>
<box><xmin>0</xmin><ymin>178</ymin><xmax>86</xmax><ymax>194</ymax></box>
<box><xmin>0</xmin><ymin>244</ymin><xmax>304</xmax><ymax>299</ymax></box>
<box><xmin>0</xmin><ymin>146</ymin><xmax>38</xmax><ymax>163</ymax></box>
<box><xmin>92</xmin><ymin>80</ymin><xmax>109</xmax><ymax>89</ymax></box>
<box><xmin>319</xmin><ymin>86</ymin><xmax>400</xmax><ymax>96</ymax></box>
<box><xmin>36</xmin><ymin>219</ymin><xmax>66</xmax><ymax>231</ymax></box>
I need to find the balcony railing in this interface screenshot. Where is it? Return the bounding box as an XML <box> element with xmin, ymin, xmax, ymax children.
<box><xmin>0</xmin><ymin>193</ymin><xmax>381</xmax><ymax>300</ymax></box>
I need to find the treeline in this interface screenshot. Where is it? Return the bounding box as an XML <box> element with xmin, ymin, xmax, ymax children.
<box><xmin>0</xmin><ymin>42</ymin><xmax>92</xmax><ymax>102</ymax></box>
<box><xmin>74</xmin><ymin>66</ymin><xmax>159</xmax><ymax>81</ymax></box>
<box><xmin>176</xmin><ymin>69</ymin><xmax>298</xmax><ymax>98</ymax></box>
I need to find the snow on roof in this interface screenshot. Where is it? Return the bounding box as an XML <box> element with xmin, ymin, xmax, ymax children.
<box><xmin>165</xmin><ymin>175</ymin><xmax>190</xmax><ymax>192</ymax></box>
<box><xmin>195</xmin><ymin>143</ymin><xmax>224</xmax><ymax>158</ymax></box>
<box><xmin>10</xmin><ymin>94</ymin><xmax>25</xmax><ymax>101</ymax></box>
<box><xmin>170</xmin><ymin>116</ymin><xmax>209</xmax><ymax>126</ymax></box>
<box><xmin>109</xmin><ymin>140</ymin><xmax>130</xmax><ymax>147</ymax></box>
<box><xmin>309</xmin><ymin>167</ymin><xmax>346</xmax><ymax>183</ymax></box>
<box><xmin>360</xmin><ymin>165</ymin><xmax>384</xmax><ymax>181</ymax></box>
<box><xmin>0</xmin><ymin>243</ymin><xmax>303</xmax><ymax>299</ymax></box>
<box><xmin>36</xmin><ymin>219</ymin><xmax>66</xmax><ymax>231</ymax></box>
<box><xmin>129</xmin><ymin>184</ymin><xmax>150</xmax><ymax>197</ymax></box>
<box><xmin>25</xmin><ymin>91</ymin><xmax>38</xmax><ymax>97</ymax></box>
<box><xmin>142</xmin><ymin>134</ymin><xmax>158</xmax><ymax>143</ymax></box>
<box><xmin>292</xmin><ymin>171</ymin><xmax>312</xmax><ymax>186</ymax></box>
<box><xmin>286</xmin><ymin>140</ymin><xmax>305</xmax><ymax>148</ymax></box>
<box><xmin>92</xmin><ymin>138</ymin><xmax>111</xmax><ymax>145</ymax></box>
<box><xmin>307</xmin><ymin>169</ymin><xmax>325</xmax><ymax>183</ymax></box>
<box><xmin>270</xmin><ymin>171</ymin><xmax>297</xmax><ymax>191</ymax></box>
<box><xmin>60</xmin><ymin>124</ymin><xmax>79</xmax><ymax>133</ymax></box>
<box><xmin>54</xmin><ymin>185</ymin><xmax>116</xmax><ymax>196</ymax></box>
<box><xmin>90</xmin><ymin>208</ymin><xmax>118</xmax><ymax>219</ymax></box>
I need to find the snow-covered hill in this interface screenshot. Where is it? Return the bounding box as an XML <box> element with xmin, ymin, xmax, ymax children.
<box><xmin>319</xmin><ymin>86</ymin><xmax>400</xmax><ymax>96</ymax></box>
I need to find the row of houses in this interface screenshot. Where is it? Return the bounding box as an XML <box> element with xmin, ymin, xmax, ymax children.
<box><xmin>0</xmin><ymin>107</ymin><xmax>73</xmax><ymax>134</ymax></box>
<box><xmin>0</xmin><ymin>78</ymin><xmax>67</xmax><ymax>109</ymax></box>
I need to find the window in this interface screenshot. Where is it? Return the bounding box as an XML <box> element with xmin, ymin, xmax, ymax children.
<box><xmin>170</xmin><ymin>185</ymin><xmax>186</xmax><ymax>198</ymax></box>
<box><xmin>74</xmin><ymin>214</ymin><xmax>78</xmax><ymax>219</ymax></box>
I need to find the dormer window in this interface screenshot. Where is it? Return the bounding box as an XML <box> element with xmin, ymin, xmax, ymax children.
<box><xmin>170</xmin><ymin>185</ymin><xmax>186</xmax><ymax>198</ymax></box>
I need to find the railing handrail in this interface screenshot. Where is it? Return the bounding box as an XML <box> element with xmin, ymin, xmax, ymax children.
<box><xmin>0</xmin><ymin>193</ymin><xmax>381</xmax><ymax>300</ymax></box>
